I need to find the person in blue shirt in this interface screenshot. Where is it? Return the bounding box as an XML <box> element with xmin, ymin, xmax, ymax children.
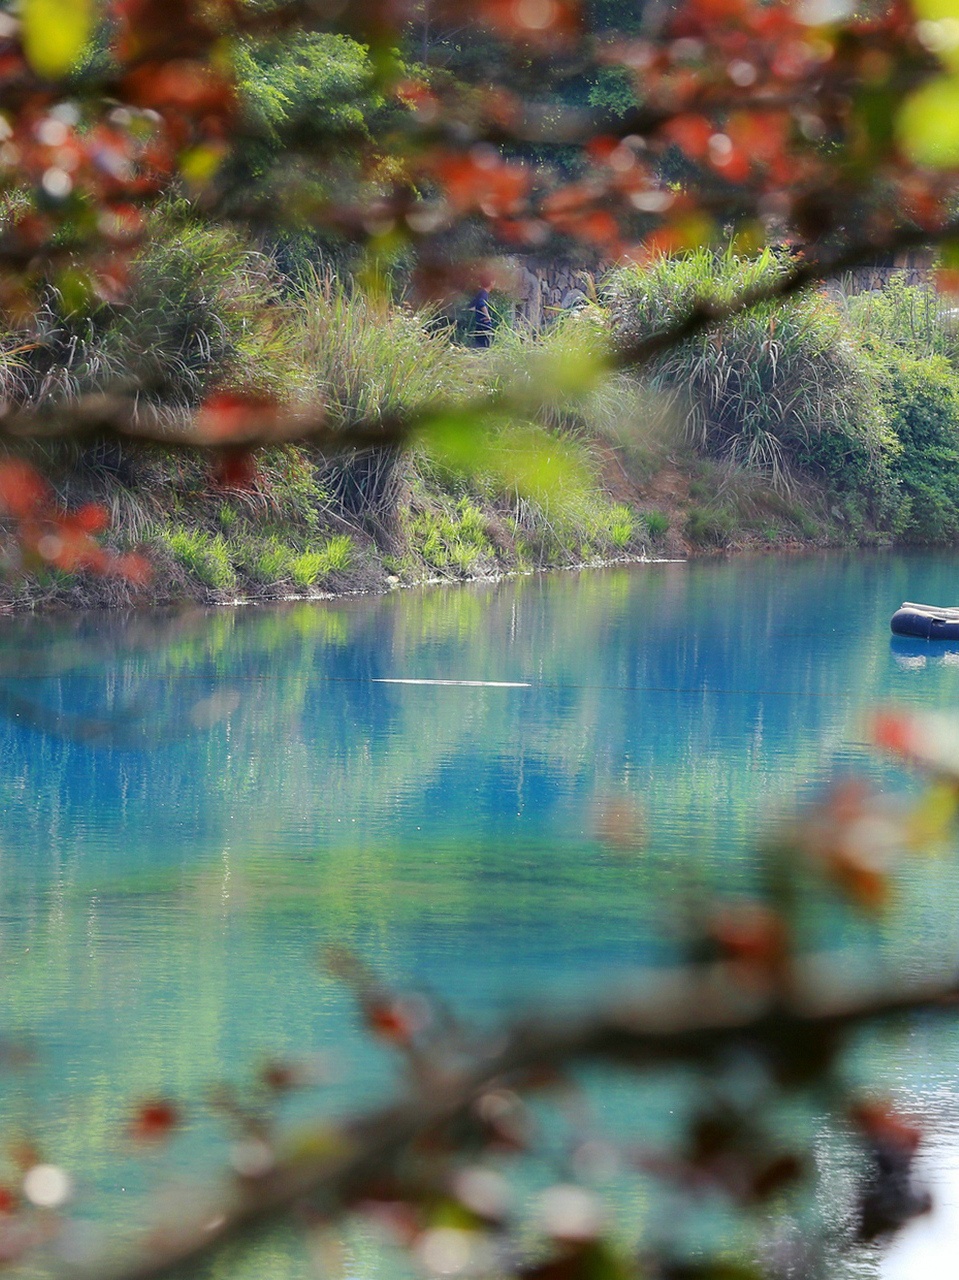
<box><xmin>469</xmin><ymin>280</ymin><xmax>494</xmax><ymax>348</ymax></box>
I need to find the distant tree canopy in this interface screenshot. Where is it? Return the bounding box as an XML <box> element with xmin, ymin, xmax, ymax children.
<box><xmin>1</xmin><ymin>0</ymin><xmax>958</xmax><ymax>318</ymax></box>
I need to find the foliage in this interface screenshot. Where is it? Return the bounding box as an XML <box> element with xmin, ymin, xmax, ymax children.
<box><xmin>845</xmin><ymin>274</ymin><xmax>959</xmax><ymax>363</ymax></box>
<box><xmin>876</xmin><ymin>351</ymin><xmax>959</xmax><ymax>542</ymax></box>
<box><xmin>608</xmin><ymin>250</ymin><xmax>897</xmax><ymax>521</ymax></box>
<box><xmin>230</xmin><ymin>32</ymin><xmax>405</xmax><ymax>216</ymax></box>
<box><xmin>236</xmin><ymin>33</ymin><xmax>389</xmax><ymax>149</ymax></box>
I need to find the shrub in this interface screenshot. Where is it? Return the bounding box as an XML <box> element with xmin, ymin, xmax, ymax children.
<box><xmin>875</xmin><ymin>351</ymin><xmax>959</xmax><ymax>542</ymax></box>
<box><xmin>845</xmin><ymin>273</ymin><xmax>959</xmax><ymax>362</ymax></box>
<box><xmin>606</xmin><ymin>248</ymin><xmax>896</xmax><ymax>514</ymax></box>
<box><xmin>483</xmin><ymin>313</ymin><xmax>660</xmax><ymax>455</ymax></box>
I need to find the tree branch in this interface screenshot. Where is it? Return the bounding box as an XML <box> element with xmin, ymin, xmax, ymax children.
<box><xmin>69</xmin><ymin>962</ymin><xmax>959</xmax><ymax>1280</ymax></box>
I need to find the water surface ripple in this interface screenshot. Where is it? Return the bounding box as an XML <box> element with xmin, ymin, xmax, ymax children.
<box><xmin>3</xmin><ymin>551</ymin><xmax>959</xmax><ymax>1274</ymax></box>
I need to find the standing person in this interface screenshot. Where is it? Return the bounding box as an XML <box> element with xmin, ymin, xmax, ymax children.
<box><xmin>469</xmin><ymin>278</ymin><xmax>494</xmax><ymax>348</ymax></box>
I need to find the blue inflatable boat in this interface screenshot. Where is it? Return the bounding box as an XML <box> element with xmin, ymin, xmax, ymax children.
<box><xmin>891</xmin><ymin>601</ymin><xmax>959</xmax><ymax>640</ymax></box>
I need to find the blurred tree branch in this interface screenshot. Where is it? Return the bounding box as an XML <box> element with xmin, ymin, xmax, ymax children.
<box><xmin>70</xmin><ymin>960</ymin><xmax>959</xmax><ymax>1280</ymax></box>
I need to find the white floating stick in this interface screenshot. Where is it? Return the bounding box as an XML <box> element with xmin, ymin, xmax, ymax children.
<box><xmin>371</xmin><ymin>678</ymin><xmax>531</xmax><ymax>688</ymax></box>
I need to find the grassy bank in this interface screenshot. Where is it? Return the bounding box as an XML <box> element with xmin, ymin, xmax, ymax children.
<box><xmin>1</xmin><ymin>227</ymin><xmax>954</xmax><ymax>611</ymax></box>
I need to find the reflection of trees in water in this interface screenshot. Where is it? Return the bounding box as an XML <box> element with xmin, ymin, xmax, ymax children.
<box><xmin>4</xmin><ymin>562</ymin><xmax>959</xmax><ymax>1280</ymax></box>
<box><xmin>0</xmin><ymin>609</ymin><xmax>243</xmax><ymax>746</ymax></box>
<box><xmin>0</xmin><ymin>558</ymin><xmax>946</xmax><ymax>880</ymax></box>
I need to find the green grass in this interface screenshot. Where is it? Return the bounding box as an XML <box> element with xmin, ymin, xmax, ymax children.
<box><xmin>685</xmin><ymin>506</ymin><xmax>736</xmax><ymax>548</ymax></box>
<box><xmin>644</xmin><ymin>510</ymin><xmax>670</xmax><ymax>539</ymax></box>
<box><xmin>291</xmin><ymin>537</ymin><xmax>353</xmax><ymax>584</ymax></box>
<box><xmin>248</xmin><ymin>539</ymin><xmax>294</xmax><ymax>583</ymax></box>
<box><xmin>406</xmin><ymin>499</ymin><xmax>497</xmax><ymax>575</ymax></box>
<box><xmin>167</xmin><ymin>530</ymin><xmax>237</xmax><ymax>590</ymax></box>
<box><xmin>604</xmin><ymin>503</ymin><xmax>635</xmax><ymax>549</ymax></box>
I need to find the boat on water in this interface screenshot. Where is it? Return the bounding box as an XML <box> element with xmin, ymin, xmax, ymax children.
<box><xmin>891</xmin><ymin>601</ymin><xmax>959</xmax><ymax>640</ymax></box>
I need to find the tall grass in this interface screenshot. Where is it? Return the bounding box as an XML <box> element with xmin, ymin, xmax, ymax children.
<box><xmin>287</xmin><ymin>270</ymin><xmax>473</xmax><ymax>427</ymax></box>
<box><xmin>483</xmin><ymin>313</ymin><xmax>665</xmax><ymax>456</ymax></box>
<box><xmin>26</xmin><ymin>202</ymin><xmax>289</xmax><ymax>410</ymax></box>
<box><xmin>606</xmin><ymin>248</ymin><xmax>892</xmax><ymax>499</ymax></box>
<box><xmin>844</xmin><ymin>273</ymin><xmax>958</xmax><ymax>362</ymax></box>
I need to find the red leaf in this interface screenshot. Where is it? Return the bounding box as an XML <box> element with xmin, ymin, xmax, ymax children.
<box><xmin>72</xmin><ymin>503</ymin><xmax>109</xmax><ymax>534</ymax></box>
<box><xmin>196</xmin><ymin>392</ymin><xmax>278</xmax><ymax>442</ymax></box>
<box><xmin>0</xmin><ymin>460</ymin><xmax>49</xmax><ymax>519</ymax></box>
<box><xmin>366</xmin><ymin>1002</ymin><xmax>414</xmax><ymax>1042</ymax></box>
<box><xmin>122</xmin><ymin>60</ymin><xmax>235</xmax><ymax>114</ymax></box>
<box><xmin>710</xmin><ymin>902</ymin><xmax>787</xmax><ymax>972</ymax></box>
<box><xmin>663</xmin><ymin>114</ymin><xmax>714</xmax><ymax>160</ymax></box>
<box><xmin>851</xmin><ymin>1101</ymin><xmax>923</xmax><ymax>1155</ymax></box>
<box><xmin>214</xmin><ymin>448</ymin><xmax>258</xmax><ymax>491</ymax></box>
<box><xmin>130</xmin><ymin>1098</ymin><xmax>180</xmax><ymax>1141</ymax></box>
<box><xmin>112</xmin><ymin>551</ymin><xmax>152</xmax><ymax>586</ymax></box>
<box><xmin>869</xmin><ymin>710</ymin><xmax>916</xmax><ymax>757</ymax></box>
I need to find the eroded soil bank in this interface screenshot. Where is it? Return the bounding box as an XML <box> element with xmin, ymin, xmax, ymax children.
<box><xmin>0</xmin><ymin>442</ymin><xmax>875</xmax><ymax>613</ymax></box>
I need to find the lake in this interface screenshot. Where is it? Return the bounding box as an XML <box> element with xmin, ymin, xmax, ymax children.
<box><xmin>4</xmin><ymin>550</ymin><xmax>959</xmax><ymax>1277</ymax></box>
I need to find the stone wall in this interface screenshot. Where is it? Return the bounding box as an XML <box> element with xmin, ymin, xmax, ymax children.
<box><xmin>513</xmin><ymin>262</ymin><xmax>598</xmax><ymax>329</ymax></box>
<box><xmin>833</xmin><ymin>249</ymin><xmax>932</xmax><ymax>295</ymax></box>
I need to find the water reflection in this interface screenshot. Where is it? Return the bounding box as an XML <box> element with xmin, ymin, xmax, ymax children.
<box><xmin>3</xmin><ymin>552</ymin><xmax>959</xmax><ymax>1267</ymax></box>
<box><xmin>890</xmin><ymin>636</ymin><xmax>959</xmax><ymax>671</ymax></box>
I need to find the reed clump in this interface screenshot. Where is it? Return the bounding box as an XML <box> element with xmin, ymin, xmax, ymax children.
<box><xmin>606</xmin><ymin>248</ymin><xmax>896</xmax><ymax>522</ymax></box>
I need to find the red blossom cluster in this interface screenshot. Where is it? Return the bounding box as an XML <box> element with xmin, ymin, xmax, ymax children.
<box><xmin>0</xmin><ymin>456</ymin><xmax>149</xmax><ymax>582</ymax></box>
<box><xmin>0</xmin><ymin>0</ymin><xmax>948</xmax><ymax>314</ymax></box>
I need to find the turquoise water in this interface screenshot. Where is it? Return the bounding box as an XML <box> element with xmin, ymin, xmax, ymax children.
<box><xmin>5</xmin><ymin>551</ymin><xmax>959</xmax><ymax>1273</ymax></box>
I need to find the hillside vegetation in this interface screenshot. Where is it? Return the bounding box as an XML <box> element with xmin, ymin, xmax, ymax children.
<box><xmin>2</xmin><ymin>226</ymin><xmax>958</xmax><ymax>609</ymax></box>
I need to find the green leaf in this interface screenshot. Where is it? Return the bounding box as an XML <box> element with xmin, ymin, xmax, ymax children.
<box><xmin>912</xmin><ymin>0</ymin><xmax>959</xmax><ymax>20</ymax></box>
<box><xmin>55</xmin><ymin>266</ymin><xmax>94</xmax><ymax>316</ymax></box>
<box><xmin>21</xmin><ymin>0</ymin><xmax>93</xmax><ymax>79</ymax></box>
<box><xmin>852</xmin><ymin>86</ymin><xmax>897</xmax><ymax>166</ymax></box>
<box><xmin>422</xmin><ymin>411</ymin><xmax>590</xmax><ymax>506</ymax></box>
<box><xmin>898</xmin><ymin>74</ymin><xmax>959</xmax><ymax>165</ymax></box>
